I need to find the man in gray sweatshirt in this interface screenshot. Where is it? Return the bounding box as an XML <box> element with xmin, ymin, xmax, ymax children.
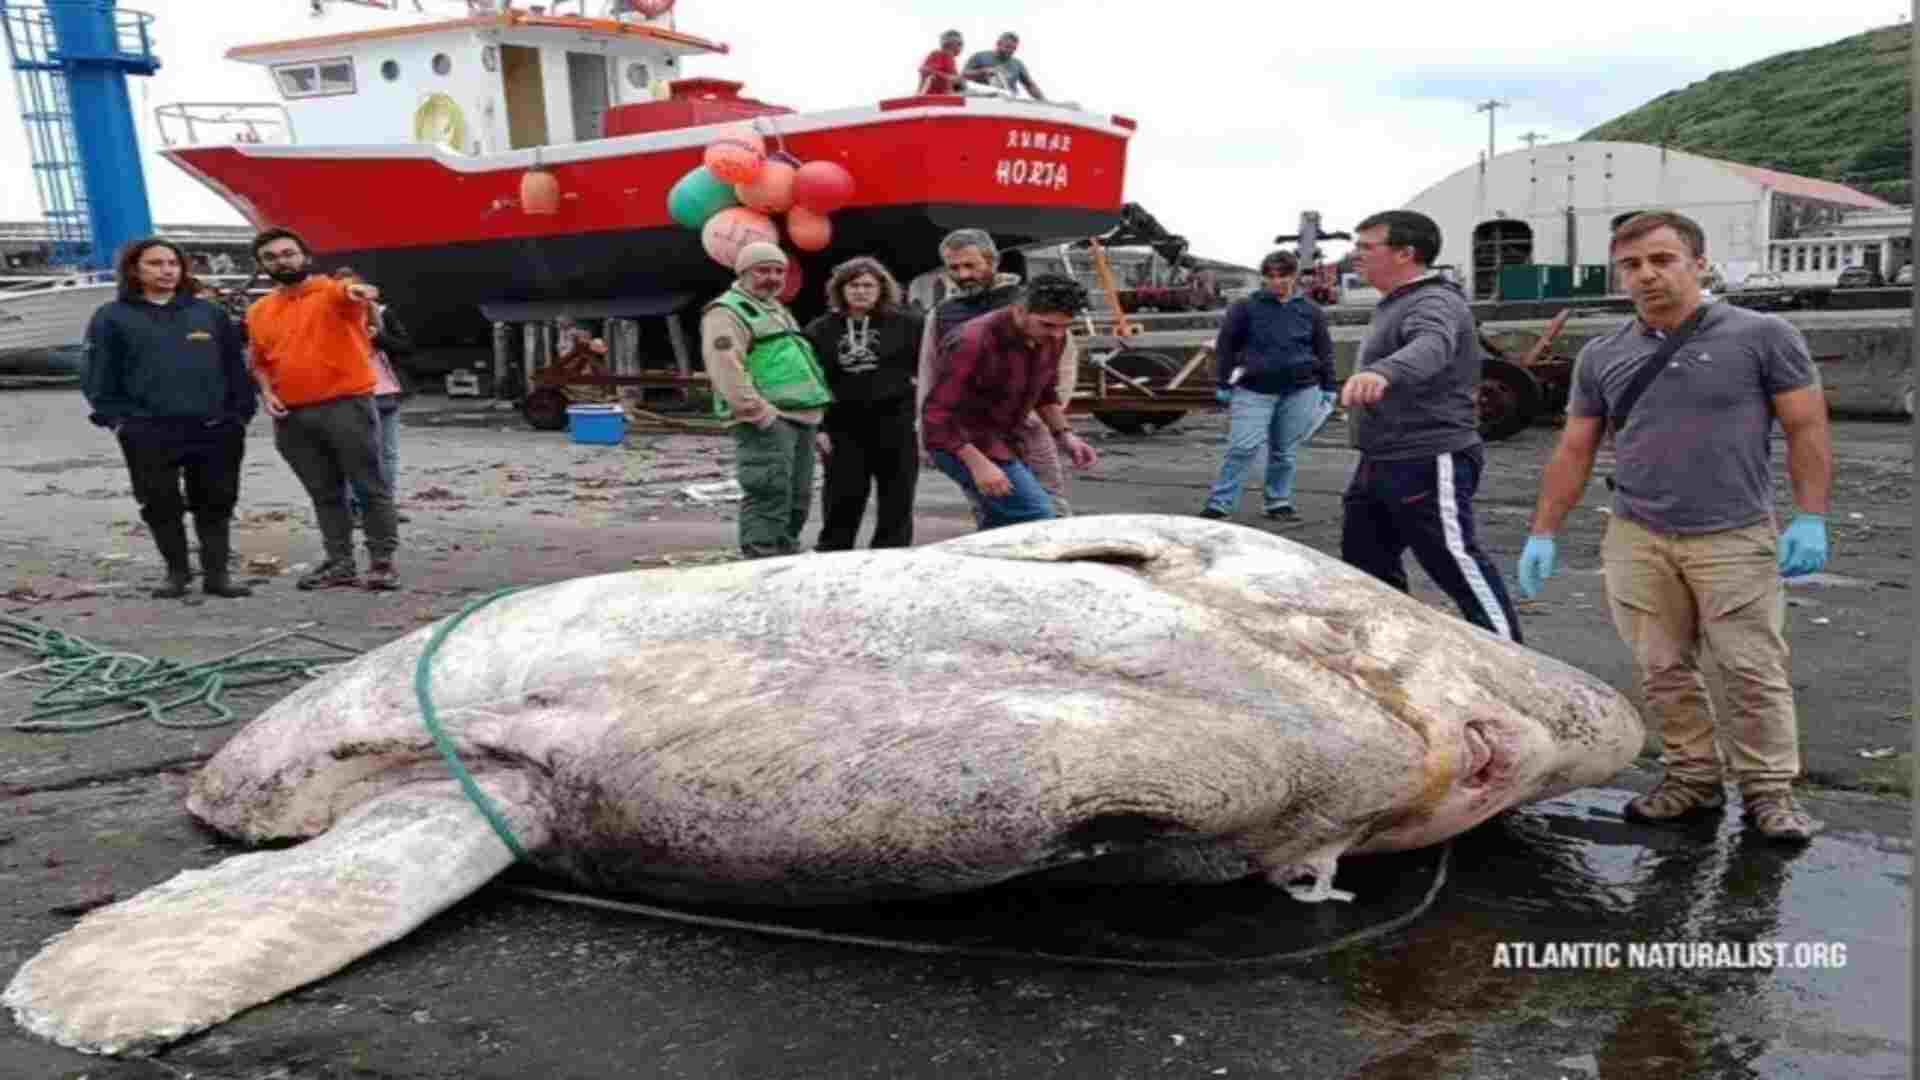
<box><xmin>1339</xmin><ymin>210</ymin><xmax>1521</xmax><ymax>643</ymax></box>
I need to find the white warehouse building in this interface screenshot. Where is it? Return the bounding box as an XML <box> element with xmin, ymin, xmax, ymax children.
<box><xmin>1402</xmin><ymin>140</ymin><xmax>1899</xmax><ymax>299</ymax></box>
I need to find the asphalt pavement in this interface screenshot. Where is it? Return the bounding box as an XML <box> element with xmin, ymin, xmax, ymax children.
<box><xmin>0</xmin><ymin>390</ymin><xmax>1911</xmax><ymax>1079</ymax></box>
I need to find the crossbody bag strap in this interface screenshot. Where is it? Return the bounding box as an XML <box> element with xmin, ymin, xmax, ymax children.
<box><xmin>1607</xmin><ymin>305</ymin><xmax>1710</xmax><ymax>436</ymax></box>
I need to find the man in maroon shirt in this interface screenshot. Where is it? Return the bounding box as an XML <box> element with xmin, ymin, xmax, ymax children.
<box><xmin>922</xmin><ymin>275</ymin><xmax>1099</xmax><ymax>528</ymax></box>
<box><xmin>917</xmin><ymin>30</ymin><xmax>964</xmax><ymax>94</ymax></box>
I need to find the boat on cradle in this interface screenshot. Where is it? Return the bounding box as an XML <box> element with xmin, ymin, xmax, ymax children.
<box><xmin>155</xmin><ymin>1</ymin><xmax>1137</xmax><ymax>348</ymax></box>
<box><xmin>0</xmin><ymin>273</ymin><xmax>115</xmax><ymax>376</ymax></box>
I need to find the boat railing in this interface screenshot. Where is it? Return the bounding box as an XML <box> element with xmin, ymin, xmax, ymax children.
<box><xmin>0</xmin><ymin>271</ymin><xmax>115</xmax><ymax>294</ymax></box>
<box><xmin>154</xmin><ymin>102</ymin><xmax>296</xmax><ymax>148</ymax></box>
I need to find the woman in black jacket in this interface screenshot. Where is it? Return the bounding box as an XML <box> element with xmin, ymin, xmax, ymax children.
<box><xmin>802</xmin><ymin>257</ymin><xmax>924</xmax><ymax>550</ymax></box>
<box><xmin>81</xmin><ymin>236</ymin><xmax>257</xmax><ymax>598</ymax></box>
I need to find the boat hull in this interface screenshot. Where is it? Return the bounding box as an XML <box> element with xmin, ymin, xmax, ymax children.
<box><xmin>0</xmin><ymin>280</ymin><xmax>115</xmax><ymax>375</ymax></box>
<box><xmin>163</xmin><ymin>99</ymin><xmax>1133</xmax><ymax>346</ymax></box>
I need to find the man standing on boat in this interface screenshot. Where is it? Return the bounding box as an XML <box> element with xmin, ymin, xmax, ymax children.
<box><xmin>917</xmin><ymin>30</ymin><xmax>965</xmax><ymax>94</ymax></box>
<box><xmin>245</xmin><ymin>227</ymin><xmax>401</xmax><ymax>592</ymax></box>
<box><xmin>963</xmin><ymin>32</ymin><xmax>1045</xmax><ymax>101</ymax></box>
<box><xmin>916</xmin><ymin>229</ymin><xmax>1080</xmax><ymax>519</ymax></box>
<box><xmin>921</xmin><ymin>274</ymin><xmax>1098</xmax><ymax>529</ymax></box>
<box><xmin>702</xmin><ymin>241</ymin><xmax>835</xmax><ymax>560</ymax></box>
<box><xmin>81</xmin><ymin>236</ymin><xmax>257</xmax><ymax>599</ymax></box>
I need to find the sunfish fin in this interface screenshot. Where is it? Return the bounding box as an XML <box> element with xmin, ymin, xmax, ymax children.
<box><xmin>4</xmin><ymin>781</ymin><xmax>546</xmax><ymax>1056</ymax></box>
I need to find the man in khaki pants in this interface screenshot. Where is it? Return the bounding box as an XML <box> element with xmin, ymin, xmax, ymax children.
<box><xmin>1513</xmin><ymin>210</ymin><xmax>1832</xmax><ymax>842</ymax></box>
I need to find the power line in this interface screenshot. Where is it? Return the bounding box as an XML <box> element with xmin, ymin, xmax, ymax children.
<box><xmin>1474</xmin><ymin>99</ymin><xmax>1509</xmax><ymax>161</ymax></box>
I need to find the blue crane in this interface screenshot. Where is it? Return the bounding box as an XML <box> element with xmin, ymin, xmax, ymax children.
<box><xmin>1</xmin><ymin>0</ymin><xmax>159</xmax><ymax>270</ymax></box>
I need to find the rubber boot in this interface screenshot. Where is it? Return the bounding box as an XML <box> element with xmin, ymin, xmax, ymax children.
<box><xmin>149</xmin><ymin>518</ymin><xmax>192</xmax><ymax>599</ymax></box>
<box><xmin>196</xmin><ymin>517</ymin><xmax>252</xmax><ymax>598</ymax></box>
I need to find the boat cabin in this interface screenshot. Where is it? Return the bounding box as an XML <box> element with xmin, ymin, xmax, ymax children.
<box><xmin>223</xmin><ymin>7</ymin><xmax>782</xmax><ymax>153</ymax></box>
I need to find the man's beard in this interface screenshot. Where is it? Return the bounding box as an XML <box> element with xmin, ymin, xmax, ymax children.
<box><xmin>267</xmin><ymin>267</ymin><xmax>309</xmax><ymax>286</ymax></box>
<box><xmin>948</xmin><ymin>275</ymin><xmax>990</xmax><ymax>296</ymax></box>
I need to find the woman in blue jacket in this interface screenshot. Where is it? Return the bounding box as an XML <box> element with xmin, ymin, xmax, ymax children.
<box><xmin>81</xmin><ymin>237</ymin><xmax>258</xmax><ymax>598</ymax></box>
<box><xmin>1199</xmin><ymin>249</ymin><xmax>1337</xmax><ymax>522</ymax></box>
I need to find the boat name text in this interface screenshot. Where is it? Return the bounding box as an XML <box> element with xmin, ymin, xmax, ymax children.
<box><xmin>1006</xmin><ymin>130</ymin><xmax>1072</xmax><ymax>153</ymax></box>
<box><xmin>995</xmin><ymin>159</ymin><xmax>1070</xmax><ymax>190</ymax></box>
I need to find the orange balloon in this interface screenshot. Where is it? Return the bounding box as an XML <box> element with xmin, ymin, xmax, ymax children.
<box><xmin>736</xmin><ymin>160</ymin><xmax>795</xmax><ymax>214</ymax></box>
<box><xmin>702</xmin><ymin>126</ymin><xmax>766</xmax><ymax>184</ymax></box>
<box><xmin>700</xmin><ymin>207</ymin><xmax>779</xmax><ymax>270</ymax></box>
<box><xmin>519</xmin><ymin>168</ymin><xmax>560</xmax><ymax>215</ymax></box>
<box><xmin>786</xmin><ymin>206</ymin><xmax>832</xmax><ymax>252</ymax></box>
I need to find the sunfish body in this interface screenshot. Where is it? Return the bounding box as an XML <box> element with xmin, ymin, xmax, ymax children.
<box><xmin>5</xmin><ymin>515</ymin><xmax>1641</xmax><ymax>1055</ymax></box>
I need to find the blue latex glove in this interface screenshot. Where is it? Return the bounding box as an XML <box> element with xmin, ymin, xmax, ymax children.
<box><xmin>1777</xmin><ymin>513</ymin><xmax>1828</xmax><ymax>577</ymax></box>
<box><xmin>1215</xmin><ymin>387</ymin><xmax>1233</xmax><ymax>404</ymax></box>
<box><xmin>1516</xmin><ymin>535</ymin><xmax>1557</xmax><ymax>599</ymax></box>
<box><xmin>1321</xmin><ymin>390</ymin><xmax>1338</xmax><ymax>408</ymax></box>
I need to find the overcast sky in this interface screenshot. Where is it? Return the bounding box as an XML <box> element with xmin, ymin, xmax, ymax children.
<box><xmin>0</xmin><ymin>0</ymin><xmax>1905</xmax><ymax>268</ymax></box>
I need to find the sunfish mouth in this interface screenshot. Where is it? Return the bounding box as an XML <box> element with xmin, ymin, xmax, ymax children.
<box><xmin>1463</xmin><ymin>721</ymin><xmax>1498</xmax><ymax>787</ymax></box>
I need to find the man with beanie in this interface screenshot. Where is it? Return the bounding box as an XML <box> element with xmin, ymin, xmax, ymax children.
<box><xmin>702</xmin><ymin>242</ymin><xmax>835</xmax><ymax>558</ymax></box>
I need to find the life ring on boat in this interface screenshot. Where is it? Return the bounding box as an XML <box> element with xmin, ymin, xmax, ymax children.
<box><xmin>413</xmin><ymin>93</ymin><xmax>469</xmax><ymax>153</ymax></box>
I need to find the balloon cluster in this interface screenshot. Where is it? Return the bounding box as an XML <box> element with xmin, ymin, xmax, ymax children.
<box><xmin>666</xmin><ymin>124</ymin><xmax>857</xmax><ymax>303</ymax></box>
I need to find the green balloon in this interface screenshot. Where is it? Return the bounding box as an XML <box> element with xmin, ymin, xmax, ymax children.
<box><xmin>667</xmin><ymin>165</ymin><xmax>739</xmax><ymax>229</ymax></box>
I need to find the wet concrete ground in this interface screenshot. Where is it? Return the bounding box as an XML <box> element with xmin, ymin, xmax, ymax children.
<box><xmin>0</xmin><ymin>389</ymin><xmax>1912</xmax><ymax>1078</ymax></box>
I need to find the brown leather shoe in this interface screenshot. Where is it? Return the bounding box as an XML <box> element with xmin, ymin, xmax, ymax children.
<box><xmin>296</xmin><ymin>560</ymin><xmax>360</xmax><ymax>591</ymax></box>
<box><xmin>364</xmin><ymin>561</ymin><xmax>400</xmax><ymax>591</ymax></box>
<box><xmin>1741</xmin><ymin>790</ymin><xmax>1822</xmax><ymax>843</ymax></box>
<box><xmin>1623</xmin><ymin>776</ymin><xmax>1726</xmax><ymax>824</ymax></box>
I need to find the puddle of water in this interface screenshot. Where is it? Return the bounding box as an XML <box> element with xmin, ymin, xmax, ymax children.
<box><xmin>532</xmin><ymin>787</ymin><xmax>1907</xmax><ymax>1078</ymax></box>
<box><xmin>1347</xmin><ymin>788</ymin><xmax>1911</xmax><ymax>1077</ymax></box>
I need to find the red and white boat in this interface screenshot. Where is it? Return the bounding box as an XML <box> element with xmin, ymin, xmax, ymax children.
<box><xmin>155</xmin><ymin>1</ymin><xmax>1135</xmax><ymax>348</ymax></box>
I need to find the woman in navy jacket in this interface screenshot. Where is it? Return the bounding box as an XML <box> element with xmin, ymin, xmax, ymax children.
<box><xmin>81</xmin><ymin>236</ymin><xmax>257</xmax><ymax>598</ymax></box>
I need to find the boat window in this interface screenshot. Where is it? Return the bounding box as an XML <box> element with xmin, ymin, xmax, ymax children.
<box><xmin>381</xmin><ymin>59</ymin><xmax>400</xmax><ymax>82</ymax></box>
<box><xmin>625</xmin><ymin>62</ymin><xmax>649</xmax><ymax>90</ymax></box>
<box><xmin>432</xmin><ymin>53</ymin><xmax>452</xmax><ymax>76</ymax></box>
<box><xmin>273</xmin><ymin>56</ymin><xmax>356</xmax><ymax>99</ymax></box>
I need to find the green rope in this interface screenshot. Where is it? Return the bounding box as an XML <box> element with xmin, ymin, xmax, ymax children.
<box><xmin>413</xmin><ymin>586</ymin><xmax>535</xmax><ymax>861</ymax></box>
<box><xmin>0</xmin><ymin>615</ymin><xmax>361</xmax><ymax>732</ymax></box>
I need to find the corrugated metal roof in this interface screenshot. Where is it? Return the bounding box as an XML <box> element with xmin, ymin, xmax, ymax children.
<box><xmin>1706</xmin><ymin>157</ymin><xmax>1894</xmax><ymax>210</ymax></box>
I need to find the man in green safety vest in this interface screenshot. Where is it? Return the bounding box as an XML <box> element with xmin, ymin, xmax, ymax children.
<box><xmin>701</xmin><ymin>241</ymin><xmax>836</xmax><ymax>559</ymax></box>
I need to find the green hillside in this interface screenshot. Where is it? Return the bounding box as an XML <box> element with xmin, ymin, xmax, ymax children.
<box><xmin>1581</xmin><ymin>24</ymin><xmax>1912</xmax><ymax>205</ymax></box>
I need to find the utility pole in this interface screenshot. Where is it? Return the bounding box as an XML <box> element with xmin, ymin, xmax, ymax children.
<box><xmin>1518</xmin><ymin>130</ymin><xmax>1547</xmax><ymax>149</ymax></box>
<box><xmin>1475</xmin><ymin>99</ymin><xmax>1508</xmax><ymax>161</ymax></box>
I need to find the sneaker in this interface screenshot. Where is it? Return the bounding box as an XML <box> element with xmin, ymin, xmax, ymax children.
<box><xmin>1198</xmin><ymin>507</ymin><xmax>1229</xmax><ymax>520</ymax></box>
<box><xmin>1741</xmin><ymin>789</ymin><xmax>1822</xmax><ymax>843</ymax></box>
<box><xmin>1264</xmin><ymin>506</ymin><xmax>1300</xmax><ymax>522</ymax></box>
<box><xmin>296</xmin><ymin>560</ymin><xmax>360</xmax><ymax>591</ymax></box>
<box><xmin>364</xmin><ymin>561</ymin><xmax>401</xmax><ymax>591</ymax></box>
<box><xmin>1623</xmin><ymin>776</ymin><xmax>1726</xmax><ymax>823</ymax></box>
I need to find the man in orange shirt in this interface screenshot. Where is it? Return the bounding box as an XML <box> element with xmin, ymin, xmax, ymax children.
<box><xmin>245</xmin><ymin>227</ymin><xmax>401</xmax><ymax>591</ymax></box>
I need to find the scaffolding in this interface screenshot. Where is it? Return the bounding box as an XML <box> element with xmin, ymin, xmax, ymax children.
<box><xmin>1</xmin><ymin>2</ymin><xmax>89</xmax><ymax>265</ymax></box>
<box><xmin>0</xmin><ymin>1</ymin><xmax>158</xmax><ymax>269</ymax></box>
